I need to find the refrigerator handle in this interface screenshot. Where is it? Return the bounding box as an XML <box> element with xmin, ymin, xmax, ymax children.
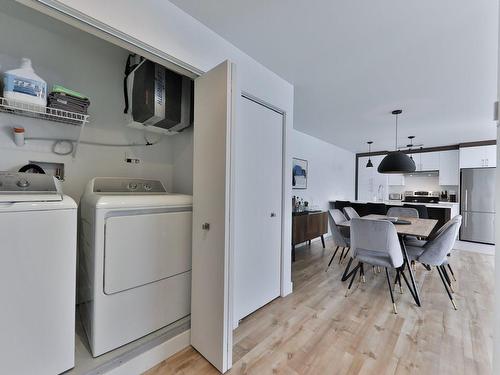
<box><xmin>464</xmin><ymin>189</ymin><xmax>468</xmax><ymax>212</ymax></box>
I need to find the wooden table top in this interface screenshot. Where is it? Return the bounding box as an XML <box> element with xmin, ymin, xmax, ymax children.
<box><xmin>338</xmin><ymin>214</ymin><xmax>438</xmax><ymax>239</ymax></box>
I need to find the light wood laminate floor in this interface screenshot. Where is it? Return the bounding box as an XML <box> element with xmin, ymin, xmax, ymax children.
<box><xmin>145</xmin><ymin>238</ymin><xmax>494</xmax><ymax>375</ymax></box>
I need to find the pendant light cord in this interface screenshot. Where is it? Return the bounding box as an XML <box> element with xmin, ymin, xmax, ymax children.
<box><xmin>395</xmin><ymin>113</ymin><xmax>398</xmax><ymax>151</ymax></box>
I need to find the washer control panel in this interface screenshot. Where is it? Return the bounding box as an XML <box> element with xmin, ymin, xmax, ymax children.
<box><xmin>0</xmin><ymin>172</ymin><xmax>59</xmax><ymax>193</ymax></box>
<box><xmin>0</xmin><ymin>172</ymin><xmax>62</xmax><ymax>202</ymax></box>
<box><xmin>93</xmin><ymin>178</ymin><xmax>166</xmax><ymax>194</ymax></box>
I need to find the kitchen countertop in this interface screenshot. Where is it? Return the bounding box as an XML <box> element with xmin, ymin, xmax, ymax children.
<box><xmin>332</xmin><ymin>200</ymin><xmax>459</xmax><ymax>209</ymax></box>
<box><xmin>292</xmin><ymin>209</ymin><xmax>324</xmax><ymax>216</ymax></box>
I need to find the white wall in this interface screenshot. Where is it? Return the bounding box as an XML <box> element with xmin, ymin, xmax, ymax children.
<box><xmin>0</xmin><ymin>2</ymin><xmax>188</xmax><ymax>200</ymax></box>
<box><xmin>20</xmin><ymin>0</ymin><xmax>295</xmax><ymax>297</ymax></box>
<box><xmin>494</xmin><ymin>3</ymin><xmax>500</xmax><ymax>372</ymax></box>
<box><xmin>496</xmin><ymin>118</ymin><xmax>500</xmax><ymax>375</ymax></box>
<box><xmin>291</xmin><ymin>129</ymin><xmax>355</xmax><ymax>215</ymax></box>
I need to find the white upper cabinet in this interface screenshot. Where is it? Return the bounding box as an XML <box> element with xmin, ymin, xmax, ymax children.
<box><xmin>483</xmin><ymin>145</ymin><xmax>497</xmax><ymax>167</ymax></box>
<box><xmin>415</xmin><ymin>152</ymin><xmax>440</xmax><ymax>171</ymax></box>
<box><xmin>460</xmin><ymin>145</ymin><xmax>497</xmax><ymax>168</ymax></box>
<box><xmin>439</xmin><ymin>150</ymin><xmax>459</xmax><ymax>185</ymax></box>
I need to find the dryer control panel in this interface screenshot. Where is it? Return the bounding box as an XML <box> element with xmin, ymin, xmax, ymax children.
<box><xmin>93</xmin><ymin>178</ymin><xmax>166</xmax><ymax>194</ymax></box>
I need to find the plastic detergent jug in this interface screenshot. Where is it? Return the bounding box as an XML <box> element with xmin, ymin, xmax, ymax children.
<box><xmin>3</xmin><ymin>58</ymin><xmax>47</xmax><ymax>107</ymax></box>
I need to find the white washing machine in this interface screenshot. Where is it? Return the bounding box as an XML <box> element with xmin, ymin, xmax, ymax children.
<box><xmin>79</xmin><ymin>177</ymin><xmax>193</xmax><ymax>357</ymax></box>
<box><xmin>0</xmin><ymin>172</ymin><xmax>77</xmax><ymax>375</ymax></box>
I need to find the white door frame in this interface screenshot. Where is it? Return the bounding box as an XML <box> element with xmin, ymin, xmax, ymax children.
<box><xmin>240</xmin><ymin>92</ymin><xmax>288</xmax><ymax>298</ymax></box>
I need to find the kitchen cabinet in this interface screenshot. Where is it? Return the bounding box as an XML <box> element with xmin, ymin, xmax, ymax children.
<box><xmin>357</xmin><ymin>155</ymin><xmax>388</xmax><ymax>200</ymax></box>
<box><xmin>414</xmin><ymin>151</ymin><xmax>440</xmax><ymax>171</ymax></box>
<box><xmin>483</xmin><ymin>145</ymin><xmax>497</xmax><ymax>167</ymax></box>
<box><xmin>292</xmin><ymin>211</ymin><xmax>328</xmax><ymax>261</ymax></box>
<box><xmin>460</xmin><ymin>145</ymin><xmax>497</xmax><ymax>168</ymax></box>
<box><xmin>421</xmin><ymin>152</ymin><xmax>440</xmax><ymax>171</ymax></box>
<box><xmin>439</xmin><ymin>150</ymin><xmax>459</xmax><ymax>185</ymax></box>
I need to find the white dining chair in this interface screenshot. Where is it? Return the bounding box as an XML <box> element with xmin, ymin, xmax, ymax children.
<box><xmin>325</xmin><ymin>209</ymin><xmax>350</xmax><ymax>271</ymax></box>
<box><xmin>387</xmin><ymin>206</ymin><xmax>419</xmax><ymax>218</ymax></box>
<box><xmin>343</xmin><ymin>206</ymin><xmax>360</xmax><ymax>220</ymax></box>
<box><xmin>404</xmin><ymin>215</ymin><xmax>462</xmax><ymax>310</ymax></box>
<box><xmin>347</xmin><ymin>218</ymin><xmax>407</xmax><ymax>314</ymax></box>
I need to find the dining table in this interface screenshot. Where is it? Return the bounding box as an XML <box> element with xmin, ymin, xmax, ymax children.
<box><xmin>337</xmin><ymin>214</ymin><xmax>438</xmax><ymax>307</ymax></box>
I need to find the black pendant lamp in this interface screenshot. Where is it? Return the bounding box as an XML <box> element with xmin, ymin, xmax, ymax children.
<box><xmin>407</xmin><ymin>136</ymin><xmax>415</xmax><ymax>160</ymax></box>
<box><xmin>366</xmin><ymin>141</ymin><xmax>374</xmax><ymax>167</ymax></box>
<box><xmin>377</xmin><ymin>110</ymin><xmax>416</xmax><ymax>174</ymax></box>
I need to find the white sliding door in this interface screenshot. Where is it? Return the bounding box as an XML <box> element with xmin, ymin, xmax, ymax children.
<box><xmin>191</xmin><ymin>60</ymin><xmax>234</xmax><ymax>373</ymax></box>
<box><xmin>234</xmin><ymin>96</ymin><xmax>283</xmax><ymax>323</ymax></box>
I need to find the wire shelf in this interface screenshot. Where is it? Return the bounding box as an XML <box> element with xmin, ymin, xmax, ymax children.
<box><xmin>0</xmin><ymin>96</ymin><xmax>89</xmax><ymax>126</ymax></box>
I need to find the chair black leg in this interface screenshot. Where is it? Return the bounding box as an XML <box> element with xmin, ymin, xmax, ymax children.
<box><xmin>440</xmin><ymin>265</ymin><xmax>454</xmax><ymax>292</ymax></box>
<box><xmin>345</xmin><ymin>263</ymin><xmax>360</xmax><ymax>297</ymax></box>
<box><xmin>385</xmin><ymin>268</ymin><xmax>397</xmax><ymax>314</ymax></box>
<box><xmin>325</xmin><ymin>246</ymin><xmax>340</xmax><ymax>272</ymax></box>
<box><xmin>394</xmin><ymin>270</ymin><xmax>403</xmax><ymax>294</ymax></box>
<box><xmin>447</xmin><ymin>264</ymin><xmax>457</xmax><ymax>282</ymax></box>
<box><xmin>436</xmin><ymin>266</ymin><xmax>457</xmax><ymax>310</ymax></box>
<box><xmin>342</xmin><ymin>247</ymin><xmax>350</xmax><ymax>261</ymax></box>
<box><xmin>341</xmin><ymin>257</ymin><xmax>354</xmax><ymax>282</ymax></box>
<box><xmin>338</xmin><ymin>247</ymin><xmax>345</xmax><ymax>264</ymax></box>
<box><xmin>399</xmin><ymin>268</ymin><xmax>419</xmax><ymax>305</ymax></box>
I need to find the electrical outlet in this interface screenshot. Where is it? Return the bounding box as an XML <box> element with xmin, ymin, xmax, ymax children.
<box><xmin>125</xmin><ymin>152</ymin><xmax>141</xmax><ymax>164</ymax></box>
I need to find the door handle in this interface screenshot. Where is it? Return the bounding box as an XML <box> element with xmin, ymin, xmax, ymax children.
<box><xmin>270</xmin><ymin>212</ymin><xmax>276</xmax><ymax>217</ymax></box>
<box><xmin>202</xmin><ymin>223</ymin><xmax>210</xmax><ymax>230</ymax></box>
<box><xmin>464</xmin><ymin>190</ymin><xmax>468</xmax><ymax>212</ymax></box>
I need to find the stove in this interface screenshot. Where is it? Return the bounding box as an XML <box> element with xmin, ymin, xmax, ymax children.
<box><xmin>403</xmin><ymin>191</ymin><xmax>440</xmax><ymax>203</ymax></box>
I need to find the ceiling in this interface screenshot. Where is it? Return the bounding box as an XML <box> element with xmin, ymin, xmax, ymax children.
<box><xmin>170</xmin><ymin>0</ymin><xmax>499</xmax><ymax>153</ymax></box>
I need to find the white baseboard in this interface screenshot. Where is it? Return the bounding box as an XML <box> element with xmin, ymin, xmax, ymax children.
<box><xmin>105</xmin><ymin>330</ymin><xmax>191</xmax><ymax>375</ymax></box>
<box><xmin>282</xmin><ymin>281</ymin><xmax>293</xmax><ymax>297</ymax></box>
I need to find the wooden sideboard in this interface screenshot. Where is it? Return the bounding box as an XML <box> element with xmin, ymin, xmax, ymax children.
<box><xmin>292</xmin><ymin>211</ymin><xmax>328</xmax><ymax>261</ymax></box>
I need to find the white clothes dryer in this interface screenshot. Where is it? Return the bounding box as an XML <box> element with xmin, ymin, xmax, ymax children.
<box><xmin>79</xmin><ymin>177</ymin><xmax>193</xmax><ymax>357</ymax></box>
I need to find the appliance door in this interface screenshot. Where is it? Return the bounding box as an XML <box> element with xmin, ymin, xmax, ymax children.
<box><xmin>0</xmin><ymin>208</ymin><xmax>76</xmax><ymax>375</ymax></box>
<box><xmin>104</xmin><ymin>210</ymin><xmax>192</xmax><ymax>294</ymax></box>
<box><xmin>461</xmin><ymin>168</ymin><xmax>495</xmax><ymax>213</ymax></box>
<box><xmin>460</xmin><ymin>168</ymin><xmax>495</xmax><ymax>244</ymax></box>
<box><xmin>461</xmin><ymin>211</ymin><xmax>495</xmax><ymax>244</ymax></box>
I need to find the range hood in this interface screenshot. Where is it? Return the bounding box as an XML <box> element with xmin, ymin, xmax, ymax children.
<box><xmin>404</xmin><ymin>170</ymin><xmax>439</xmax><ymax>177</ymax></box>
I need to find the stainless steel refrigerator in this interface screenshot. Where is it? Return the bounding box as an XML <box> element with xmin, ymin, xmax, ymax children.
<box><xmin>460</xmin><ymin>168</ymin><xmax>495</xmax><ymax>244</ymax></box>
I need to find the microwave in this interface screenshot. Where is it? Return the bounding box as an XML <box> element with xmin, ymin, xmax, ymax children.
<box><xmin>389</xmin><ymin>193</ymin><xmax>402</xmax><ymax>200</ymax></box>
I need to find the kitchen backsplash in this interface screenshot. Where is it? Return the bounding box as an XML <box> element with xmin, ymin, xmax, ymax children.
<box><xmin>388</xmin><ymin>175</ymin><xmax>458</xmax><ymax>195</ymax></box>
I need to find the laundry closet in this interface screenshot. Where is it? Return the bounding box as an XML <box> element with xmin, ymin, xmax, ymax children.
<box><xmin>0</xmin><ymin>1</ymin><xmax>293</xmax><ymax>374</ymax></box>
